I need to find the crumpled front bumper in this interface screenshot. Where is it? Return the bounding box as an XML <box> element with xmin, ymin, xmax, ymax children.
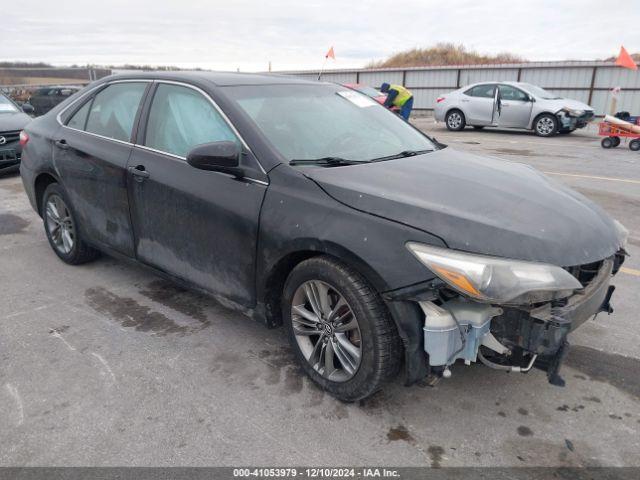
<box><xmin>386</xmin><ymin>253</ymin><xmax>622</xmax><ymax>387</ymax></box>
<box><xmin>558</xmin><ymin>110</ymin><xmax>595</xmax><ymax>130</ymax></box>
<box><xmin>492</xmin><ymin>257</ymin><xmax>616</xmax><ymax>385</ymax></box>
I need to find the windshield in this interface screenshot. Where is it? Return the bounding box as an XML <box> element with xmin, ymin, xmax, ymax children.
<box><xmin>354</xmin><ymin>85</ymin><xmax>383</xmax><ymax>98</ymax></box>
<box><xmin>224</xmin><ymin>84</ymin><xmax>435</xmax><ymax>163</ymax></box>
<box><xmin>520</xmin><ymin>83</ymin><xmax>562</xmax><ymax>100</ymax></box>
<box><xmin>0</xmin><ymin>94</ymin><xmax>19</xmax><ymax>113</ymax></box>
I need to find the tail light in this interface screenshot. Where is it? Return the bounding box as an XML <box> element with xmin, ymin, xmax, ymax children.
<box><xmin>436</xmin><ymin>96</ymin><xmax>445</xmax><ymax>103</ymax></box>
<box><xmin>19</xmin><ymin>131</ymin><xmax>29</xmax><ymax>146</ymax></box>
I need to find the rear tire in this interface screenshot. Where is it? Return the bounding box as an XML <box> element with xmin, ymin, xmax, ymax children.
<box><xmin>445</xmin><ymin>110</ymin><xmax>466</xmax><ymax>131</ymax></box>
<box><xmin>282</xmin><ymin>256</ymin><xmax>402</xmax><ymax>402</ymax></box>
<box><xmin>534</xmin><ymin>113</ymin><xmax>558</xmax><ymax>137</ymax></box>
<box><xmin>612</xmin><ymin>137</ymin><xmax>621</xmax><ymax>147</ymax></box>
<box><xmin>42</xmin><ymin>183</ymin><xmax>100</xmax><ymax>265</ymax></box>
<box><xmin>601</xmin><ymin>137</ymin><xmax>613</xmax><ymax>149</ymax></box>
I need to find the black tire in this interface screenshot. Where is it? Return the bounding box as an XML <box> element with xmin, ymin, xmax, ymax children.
<box><xmin>473</xmin><ymin>126</ymin><xmax>484</xmax><ymax>130</ymax></box>
<box><xmin>445</xmin><ymin>109</ymin><xmax>466</xmax><ymax>131</ymax></box>
<box><xmin>42</xmin><ymin>183</ymin><xmax>100</xmax><ymax>265</ymax></box>
<box><xmin>533</xmin><ymin>113</ymin><xmax>558</xmax><ymax>137</ymax></box>
<box><xmin>601</xmin><ymin>137</ymin><xmax>614</xmax><ymax>149</ymax></box>
<box><xmin>612</xmin><ymin>137</ymin><xmax>621</xmax><ymax>147</ymax></box>
<box><xmin>282</xmin><ymin>256</ymin><xmax>402</xmax><ymax>402</ymax></box>
<box><xmin>630</xmin><ymin>139</ymin><xmax>640</xmax><ymax>151</ymax></box>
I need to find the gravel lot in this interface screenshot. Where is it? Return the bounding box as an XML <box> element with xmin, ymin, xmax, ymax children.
<box><xmin>1</xmin><ymin>119</ymin><xmax>639</xmax><ymax>467</ymax></box>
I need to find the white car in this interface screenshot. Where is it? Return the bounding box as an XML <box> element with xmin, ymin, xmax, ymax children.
<box><xmin>434</xmin><ymin>82</ymin><xmax>594</xmax><ymax>137</ymax></box>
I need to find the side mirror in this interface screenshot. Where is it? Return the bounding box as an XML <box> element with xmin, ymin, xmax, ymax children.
<box><xmin>22</xmin><ymin>103</ymin><xmax>35</xmax><ymax>114</ymax></box>
<box><xmin>186</xmin><ymin>141</ymin><xmax>244</xmax><ymax>178</ymax></box>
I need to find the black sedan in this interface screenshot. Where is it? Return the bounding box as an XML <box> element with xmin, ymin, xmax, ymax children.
<box><xmin>19</xmin><ymin>72</ymin><xmax>626</xmax><ymax>401</ymax></box>
<box><xmin>0</xmin><ymin>92</ymin><xmax>31</xmax><ymax>173</ymax></box>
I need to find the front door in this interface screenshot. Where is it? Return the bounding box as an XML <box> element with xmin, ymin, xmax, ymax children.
<box><xmin>126</xmin><ymin>82</ymin><xmax>268</xmax><ymax>306</ymax></box>
<box><xmin>53</xmin><ymin>81</ymin><xmax>149</xmax><ymax>256</ymax></box>
<box><xmin>497</xmin><ymin>85</ymin><xmax>533</xmax><ymax>128</ymax></box>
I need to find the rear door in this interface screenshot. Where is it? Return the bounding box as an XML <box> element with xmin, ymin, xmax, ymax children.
<box><xmin>497</xmin><ymin>85</ymin><xmax>533</xmax><ymax>128</ymax></box>
<box><xmin>126</xmin><ymin>82</ymin><xmax>268</xmax><ymax>306</ymax></box>
<box><xmin>53</xmin><ymin>81</ymin><xmax>150</xmax><ymax>256</ymax></box>
<box><xmin>462</xmin><ymin>84</ymin><xmax>497</xmax><ymax>125</ymax></box>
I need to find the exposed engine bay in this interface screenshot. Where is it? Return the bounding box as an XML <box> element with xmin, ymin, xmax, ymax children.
<box><xmin>418</xmin><ymin>251</ymin><xmax>625</xmax><ymax>386</ymax></box>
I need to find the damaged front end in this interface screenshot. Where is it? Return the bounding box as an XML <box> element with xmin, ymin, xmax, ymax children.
<box><xmin>556</xmin><ymin>108</ymin><xmax>595</xmax><ymax>130</ymax></box>
<box><xmin>398</xmin><ymin>242</ymin><xmax>627</xmax><ymax>387</ymax></box>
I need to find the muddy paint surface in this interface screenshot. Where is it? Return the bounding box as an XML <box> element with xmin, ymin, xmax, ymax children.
<box><xmin>0</xmin><ymin>214</ymin><xmax>29</xmax><ymax>235</ymax></box>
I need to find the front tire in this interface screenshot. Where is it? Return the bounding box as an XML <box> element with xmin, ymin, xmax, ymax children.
<box><xmin>630</xmin><ymin>139</ymin><xmax>640</xmax><ymax>151</ymax></box>
<box><xmin>282</xmin><ymin>256</ymin><xmax>402</xmax><ymax>402</ymax></box>
<box><xmin>445</xmin><ymin>110</ymin><xmax>466</xmax><ymax>131</ymax></box>
<box><xmin>534</xmin><ymin>113</ymin><xmax>558</xmax><ymax>137</ymax></box>
<box><xmin>42</xmin><ymin>183</ymin><xmax>100</xmax><ymax>265</ymax></box>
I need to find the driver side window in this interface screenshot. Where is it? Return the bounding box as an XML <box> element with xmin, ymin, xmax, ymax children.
<box><xmin>498</xmin><ymin>85</ymin><xmax>528</xmax><ymax>101</ymax></box>
<box><xmin>144</xmin><ymin>84</ymin><xmax>239</xmax><ymax>158</ymax></box>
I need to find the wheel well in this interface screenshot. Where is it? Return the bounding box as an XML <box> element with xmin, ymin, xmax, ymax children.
<box><xmin>446</xmin><ymin>107</ymin><xmax>464</xmax><ymax>119</ymax></box>
<box><xmin>262</xmin><ymin>250</ymin><xmax>322</xmax><ymax>327</ymax></box>
<box><xmin>34</xmin><ymin>173</ymin><xmax>58</xmax><ymax>216</ymax></box>
<box><xmin>531</xmin><ymin>111</ymin><xmax>557</xmax><ymax>129</ymax></box>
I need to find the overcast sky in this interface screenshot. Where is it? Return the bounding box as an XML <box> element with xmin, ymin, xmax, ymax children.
<box><xmin>2</xmin><ymin>0</ymin><xmax>639</xmax><ymax>72</ymax></box>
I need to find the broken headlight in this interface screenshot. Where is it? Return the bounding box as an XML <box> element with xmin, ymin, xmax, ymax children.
<box><xmin>560</xmin><ymin>107</ymin><xmax>585</xmax><ymax>117</ymax></box>
<box><xmin>406</xmin><ymin>243</ymin><xmax>583</xmax><ymax>304</ymax></box>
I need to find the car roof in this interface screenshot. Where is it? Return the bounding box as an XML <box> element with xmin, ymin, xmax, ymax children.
<box><xmin>101</xmin><ymin>70</ymin><xmax>320</xmax><ymax>87</ymax></box>
<box><xmin>463</xmin><ymin>81</ymin><xmax>530</xmax><ymax>88</ymax></box>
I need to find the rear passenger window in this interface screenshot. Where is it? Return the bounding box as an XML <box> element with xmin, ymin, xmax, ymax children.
<box><xmin>84</xmin><ymin>83</ymin><xmax>146</xmax><ymax>142</ymax></box>
<box><xmin>144</xmin><ymin>83</ymin><xmax>238</xmax><ymax>158</ymax></box>
<box><xmin>465</xmin><ymin>85</ymin><xmax>495</xmax><ymax>98</ymax></box>
<box><xmin>67</xmin><ymin>100</ymin><xmax>92</xmax><ymax>130</ymax></box>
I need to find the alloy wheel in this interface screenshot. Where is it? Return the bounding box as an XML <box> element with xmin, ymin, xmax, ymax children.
<box><xmin>291</xmin><ymin>280</ymin><xmax>362</xmax><ymax>382</ymax></box>
<box><xmin>447</xmin><ymin>112</ymin><xmax>462</xmax><ymax>129</ymax></box>
<box><xmin>536</xmin><ymin>117</ymin><xmax>555</xmax><ymax>136</ymax></box>
<box><xmin>45</xmin><ymin>194</ymin><xmax>75</xmax><ymax>254</ymax></box>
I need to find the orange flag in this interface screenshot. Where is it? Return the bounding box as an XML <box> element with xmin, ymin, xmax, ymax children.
<box><xmin>325</xmin><ymin>46</ymin><xmax>335</xmax><ymax>60</ymax></box>
<box><xmin>615</xmin><ymin>46</ymin><xmax>638</xmax><ymax>70</ymax></box>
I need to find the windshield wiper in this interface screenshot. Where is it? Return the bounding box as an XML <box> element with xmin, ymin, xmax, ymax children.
<box><xmin>370</xmin><ymin>149</ymin><xmax>434</xmax><ymax>163</ymax></box>
<box><xmin>289</xmin><ymin>157</ymin><xmax>365</xmax><ymax>167</ymax></box>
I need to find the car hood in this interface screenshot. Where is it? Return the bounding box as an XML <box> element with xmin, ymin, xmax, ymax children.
<box><xmin>0</xmin><ymin>112</ymin><xmax>31</xmax><ymax>132</ymax></box>
<box><xmin>539</xmin><ymin>97</ymin><xmax>593</xmax><ymax>113</ymax></box>
<box><xmin>306</xmin><ymin>149</ymin><xmax>621</xmax><ymax>266</ymax></box>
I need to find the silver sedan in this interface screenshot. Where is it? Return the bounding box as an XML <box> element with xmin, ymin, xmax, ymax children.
<box><xmin>434</xmin><ymin>81</ymin><xmax>594</xmax><ymax>137</ymax></box>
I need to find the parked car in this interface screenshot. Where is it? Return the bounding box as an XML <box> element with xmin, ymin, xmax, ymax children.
<box><xmin>27</xmin><ymin>86</ymin><xmax>81</xmax><ymax>116</ymax></box>
<box><xmin>0</xmin><ymin>92</ymin><xmax>32</xmax><ymax>173</ymax></box>
<box><xmin>20</xmin><ymin>72</ymin><xmax>626</xmax><ymax>401</ymax></box>
<box><xmin>343</xmin><ymin>83</ymin><xmax>400</xmax><ymax>112</ymax></box>
<box><xmin>434</xmin><ymin>81</ymin><xmax>594</xmax><ymax>136</ymax></box>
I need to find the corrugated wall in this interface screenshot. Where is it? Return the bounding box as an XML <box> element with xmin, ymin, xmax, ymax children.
<box><xmin>276</xmin><ymin>62</ymin><xmax>640</xmax><ymax>114</ymax></box>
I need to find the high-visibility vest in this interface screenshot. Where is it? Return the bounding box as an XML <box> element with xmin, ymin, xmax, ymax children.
<box><xmin>389</xmin><ymin>85</ymin><xmax>412</xmax><ymax>107</ymax></box>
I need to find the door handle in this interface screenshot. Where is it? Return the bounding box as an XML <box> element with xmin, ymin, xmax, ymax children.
<box><xmin>128</xmin><ymin>165</ymin><xmax>150</xmax><ymax>181</ymax></box>
<box><xmin>461</xmin><ymin>99</ymin><xmax>470</xmax><ymax>102</ymax></box>
<box><xmin>55</xmin><ymin>139</ymin><xmax>69</xmax><ymax>150</ymax></box>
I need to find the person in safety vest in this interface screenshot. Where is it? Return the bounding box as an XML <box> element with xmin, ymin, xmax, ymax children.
<box><xmin>380</xmin><ymin>83</ymin><xmax>414</xmax><ymax>120</ymax></box>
